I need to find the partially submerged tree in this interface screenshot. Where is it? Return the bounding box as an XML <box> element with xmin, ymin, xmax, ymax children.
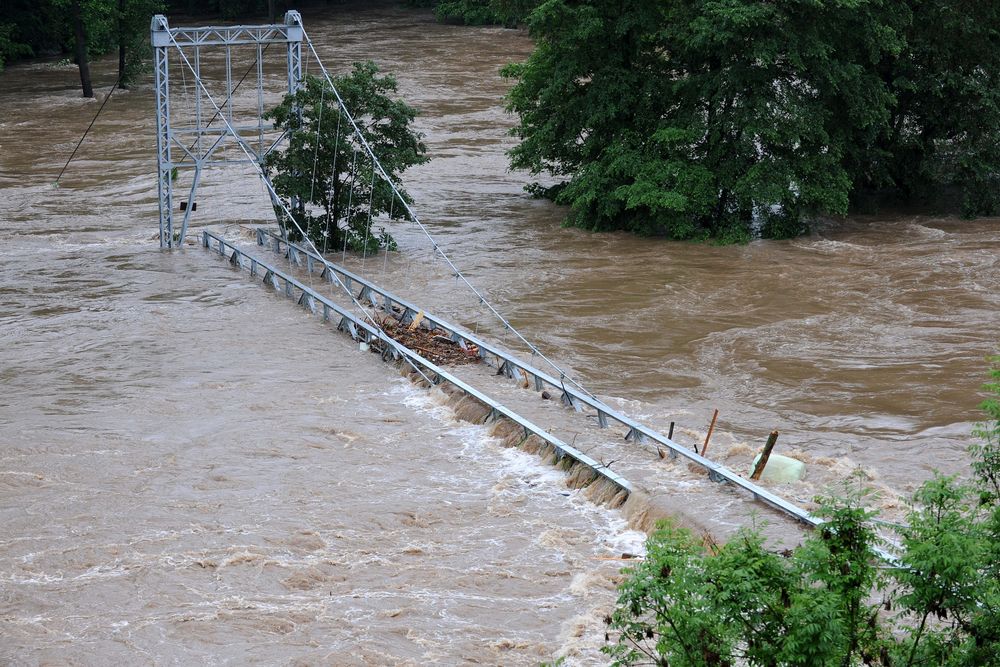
<box><xmin>0</xmin><ymin>0</ymin><xmax>161</xmax><ymax>91</ymax></box>
<box><xmin>70</xmin><ymin>0</ymin><xmax>94</xmax><ymax>97</ymax></box>
<box><xmin>264</xmin><ymin>63</ymin><xmax>428</xmax><ymax>254</ymax></box>
<box><xmin>604</xmin><ymin>359</ymin><xmax>1000</xmax><ymax>666</ymax></box>
<box><xmin>503</xmin><ymin>0</ymin><xmax>1000</xmax><ymax>241</ymax></box>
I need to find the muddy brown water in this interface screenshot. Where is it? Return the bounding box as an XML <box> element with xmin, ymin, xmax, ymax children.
<box><xmin>2</xmin><ymin>4</ymin><xmax>999</xmax><ymax>665</ymax></box>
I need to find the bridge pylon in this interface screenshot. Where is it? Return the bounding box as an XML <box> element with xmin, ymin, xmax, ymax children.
<box><xmin>151</xmin><ymin>11</ymin><xmax>304</xmax><ymax>248</ymax></box>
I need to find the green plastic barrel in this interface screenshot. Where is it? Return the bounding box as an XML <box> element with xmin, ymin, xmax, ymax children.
<box><xmin>750</xmin><ymin>453</ymin><xmax>805</xmax><ymax>483</ymax></box>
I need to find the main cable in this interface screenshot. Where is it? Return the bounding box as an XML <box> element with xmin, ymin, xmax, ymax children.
<box><xmin>301</xmin><ymin>30</ymin><xmax>601</xmax><ymax>403</ymax></box>
<box><xmin>55</xmin><ymin>77</ymin><xmax>120</xmax><ymax>186</ymax></box>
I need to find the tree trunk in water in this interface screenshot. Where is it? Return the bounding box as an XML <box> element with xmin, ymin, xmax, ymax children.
<box><xmin>71</xmin><ymin>0</ymin><xmax>94</xmax><ymax>98</ymax></box>
<box><xmin>117</xmin><ymin>0</ymin><xmax>128</xmax><ymax>89</ymax></box>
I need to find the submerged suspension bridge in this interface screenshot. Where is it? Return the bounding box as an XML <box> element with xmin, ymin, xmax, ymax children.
<box><xmin>149</xmin><ymin>10</ymin><xmax>821</xmax><ymax>537</ymax></box>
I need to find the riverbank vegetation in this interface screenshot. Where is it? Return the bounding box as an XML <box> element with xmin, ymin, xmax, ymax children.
<box><xmin>604</xmin><ymin>361</ymin><xmax>1000</xmax><ymax>665</ymax></box>
<box><xmin>405</xmin><ymin>0</ymin><xmax>536</xmax><ymax>26</ymax></box>
<box><xmin>0</xmin><ymin>0</ymin><xmax>165</xmax><ymax>90</ymax></box>
<box><xmin>0</xmin><ymin>1</ymin><xmax>335</xmax><ymax>85</ymax></box>
<box><xmin>503</xmin><ymin>1</ymin><xmax>1000</xmax><ymax>242</ymax></box>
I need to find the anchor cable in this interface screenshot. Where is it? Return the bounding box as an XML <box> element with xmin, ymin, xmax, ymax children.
<box><xmin>55</xmin><ymin>77</ymin><xmax>120</xmax><ymax>186</ymax></box>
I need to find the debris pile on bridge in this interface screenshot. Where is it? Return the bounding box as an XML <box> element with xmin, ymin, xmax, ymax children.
<box><xmin>370</xmin><ymin>314</ymin><xmax>482</xmax><ymax>367</ymax></box>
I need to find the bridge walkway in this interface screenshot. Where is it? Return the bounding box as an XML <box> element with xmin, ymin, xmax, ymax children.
<box><xmin>210</xmin><ymin>227</ymin><xmax>814</xmax><ymax>546</ymax></box>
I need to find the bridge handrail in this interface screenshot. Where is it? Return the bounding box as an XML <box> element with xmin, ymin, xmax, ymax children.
<box><xmin>255</xmin><ymin>228</ymin><xmax>819</xmax><ymax>528</ymax></box>
<box><xmin>204</xmin><ymin>230</ymin><xmax>633</xmax><ymax>495</ymax></box>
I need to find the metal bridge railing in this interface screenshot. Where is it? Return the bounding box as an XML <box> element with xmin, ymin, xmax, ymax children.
<box><xmin>254</xmin><ymin>227</ymin><xmax>820</xmax><ymax>528</ymax></box>
<box><xmin>203</xmin><ymin>230</ymin><xmax>634</xmax><ymax>496</ymax></box>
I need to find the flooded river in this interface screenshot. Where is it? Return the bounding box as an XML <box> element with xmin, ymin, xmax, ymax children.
<box><xmin>2</xmin><ymin>3</ymin><xmax>998</xmax><ymax>664</ymax></box>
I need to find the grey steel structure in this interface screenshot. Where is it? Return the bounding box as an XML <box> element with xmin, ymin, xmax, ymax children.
<box><xmin>202</xmin><ymin>230</ymin><xmax>635</xmax><ymax>498</ymax></box>
<box><xmin>156</xmin><ymin>10</ymin><xmax>847</xmax><ymax>541</ymax></box>
<box><xmin>252</xmin><ymin>228</ymin><xmax>822</xmax><ymax>528</ymax></box>
<box><xmin>151</xmin><ymin>12</ymin><xmax>304</xmax><ymax>248</ymax></box>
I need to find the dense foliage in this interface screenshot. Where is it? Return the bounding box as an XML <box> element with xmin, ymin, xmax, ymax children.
<box><xmin>406</xmin><ymin>0</ymin><xmax>537</xmax><ymax>26</ymax></box>
<box><xmin>0</xmin><ymin>0</ymin><xmax>163</xmax><ymax>86</ymax></box>
<box><xmin>0</xmin><ymin>1</ymin><xmax>307</xmax><ymax>77</ymax></box>
<box><xmin>604</xmin><ymin>359</ymin><xmax>1000</xmax><ymax>666</ymax></box>
<box><xmin>0</xmin><ymin>22</ymin><xmax>32</xmax><ymax>72</ymax></box>
<box><xmin>263</xmin><ymin>64</ymin><xmax>428</xmax><ymax>253</ymax></box>
<box><xmin>504</xmin><ymin>0</ymin><xmax>1000</xmax><ymax>241</ymax></box>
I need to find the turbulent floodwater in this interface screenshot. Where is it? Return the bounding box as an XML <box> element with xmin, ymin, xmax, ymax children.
<box><xmin>2</xmin><ymin>2</ymin><xmax>999</xmax><ymax>665</ymax></box>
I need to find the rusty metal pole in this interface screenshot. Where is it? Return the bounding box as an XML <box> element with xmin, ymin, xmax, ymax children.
<box><xmin>751</xmin><ymin>431</ymin><xmax>780</xmax><ymax>481</ymax></box>
<box><xmin>701</xmin><ymin>409</ymin><xmax>719</xmax><ymax>456</ymax></box>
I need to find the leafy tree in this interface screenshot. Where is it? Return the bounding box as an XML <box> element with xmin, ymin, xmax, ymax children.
<box><xmin>604</xmin><ymin>361</ymin><xmax>1000</xmax><ymax>665</ymax></box>
<box><xmin>604</xmin><ymin>497</ymin><xmax>884</xmax><ymax>666</ymax></box>
<box><xmin>69</xmin><ymin>0</ymin><xmax>96</xmax><ymax>97</ymax></box>
<box><xmin>0</xmin><ymin>2</ymin><xmax>66</xmax><ymax>74</ymax></box>
<box><xmin>0</xmin><ymin>0</ymin><xmax>161</xmax><ymax>90</ymax></box>
<box><xmin>117</xmin><ymin>0</ymin><xmax>165</xmax><ymax>88</ymax></box>
<box><xmin>504</xmin><ymin>0</ymin><xmax>1000</xmax><ymax>241</ymax></box>
<box><xmin>263</xmin><ymin>64</ymin><xmax>428</xmax><ymax>253</ymax></box>
<box><xmin>867</xmin><ymin>3</ymin><xmax>1000</xmax><ymax>217</ymax></box>
<box><xmin>0</xmin><ymin>22</ymin><xmax>32</xmax><ymax>72</ymax></box>
<box><xmin>406</xmin><ymin>0</ymin><xmax>537</xmax><ymax>26</ymax></box>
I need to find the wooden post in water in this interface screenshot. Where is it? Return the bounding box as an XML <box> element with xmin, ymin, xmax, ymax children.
<box><xmin>701</xmin><ymin>409</ymin><xmax>719</xmax><ymax>456</ymax></box>
<box><xmin>750</xmin><ymin>431</ymin><xmax>780</xmax><ymax>481</ymax></box>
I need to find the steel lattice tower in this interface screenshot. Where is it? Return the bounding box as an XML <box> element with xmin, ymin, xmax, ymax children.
<box><xmin>151</xmin><ymin>11</ymin><xmax>303</xmax><ymax>248</ymax></box>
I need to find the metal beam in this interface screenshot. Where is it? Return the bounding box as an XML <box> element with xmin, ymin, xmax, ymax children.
<box><xmin>255</xmin><ymin>227</ymin><xmax>819</xmax><ymax>528</ymax></box>
<box><xmin>152</xmin><ymin>15</ymin><xmax>173</xmax><ymax>248</ymax></box>
<box><xmin>203</xmin><ymin>231</ymin><xmax>633</xmax><ymax>497</ymax></box>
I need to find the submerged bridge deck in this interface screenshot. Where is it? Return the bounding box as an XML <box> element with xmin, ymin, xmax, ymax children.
<box><xmin>204</xmin><ymin>228</ymin><xmax>821</xmax><ymax>541</ymax></box>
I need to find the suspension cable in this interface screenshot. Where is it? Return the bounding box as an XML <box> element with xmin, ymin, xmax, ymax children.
<box><xmin>361</xmin><ymin>161</ymin><xmax>376</xmax><ymax>270</ymax></box>
<box><xmin>323</xmin><ymin>108</ymin><xmax>343</xmax><ymax>254</ymax></box>
<box><xmin>382</xmin><ymin>196</ymin><xmax>394</xmax><ymax>278</ymax></box>
<box><xmin>301</xmin><ymin>30</ymin><xmax>600</xmax><ymax>402</ymax></box>
<box><xmin>342</xmin><ymin>148</ymin><xmax>358</xmax><ymax>263</ymax></box>
<box><xmin>309</xmin><ymin>83</ymin><xmax>325</xmax><ymax>204</ymax></box>
<box><xmin>55</xmin><ymin>77</ymin><xmax>120</xmax><ymax>186</ymax></box>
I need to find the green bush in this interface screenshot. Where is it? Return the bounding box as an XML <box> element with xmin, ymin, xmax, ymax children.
<box><xmin>605</xmin><ymin>360</ymin><xmax>1000</xmax><ymax>666</ymax></box>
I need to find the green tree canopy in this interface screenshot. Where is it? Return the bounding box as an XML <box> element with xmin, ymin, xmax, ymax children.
<box><xmin>0</xmin><ymin>0</ymin><xmax>162</xmax><ymax>88</ymax></box>
<box><xmin>264</xmin><ymin>64</ymin><xmax>428</xmax><ymax>254</ymax></box>
<box><xmin>503</xmin><ymin>0</ymin><xmax>1000</xmax><ymax>242</ymax></box>
<box><xmin>0</xmin><ymin>23</ymin><xmax>32</xmax><ymax>72</ymax></box>
<box><xmin>407</xmin><ymin>0</ymin><xmax>538</xmax><ymax>26</ymax></box>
